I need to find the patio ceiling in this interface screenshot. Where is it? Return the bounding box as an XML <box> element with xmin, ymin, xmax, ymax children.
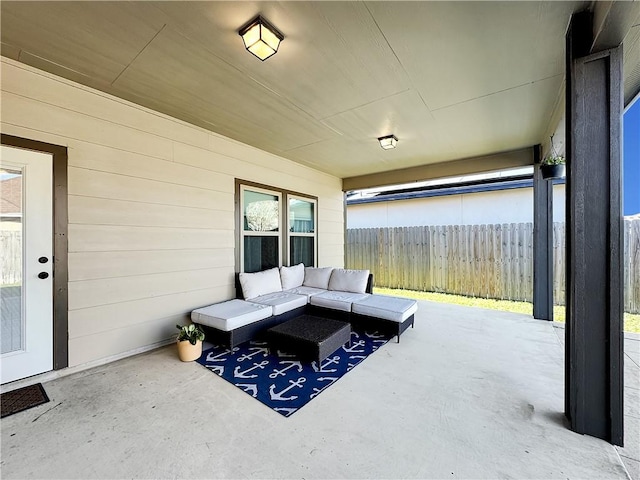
<box><xmin>1</xmin><ymin>1</ymin><xmax>638</xmax><ymax>182</ymax></box>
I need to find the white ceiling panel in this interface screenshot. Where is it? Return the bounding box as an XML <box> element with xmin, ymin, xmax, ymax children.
<box><xmin>112</xmin><ymin>26</ymin><xmax>334</xmax><ymax>153</ymax></box>
<box><xmin>433</xmin><ymin>74</ymin><xmax>564</xmax><ymax>159</ymax></box>
<box><xmin>1</xmin><ymin>1</ymin><xmax>637</xmax><ymax>180</ymax></box>
<box><xmin>366</xmin><ymin>1</ymin><xmax>580</xmax><ymax>110</ymax></box>
<box><xmin>152</xmin><ymin>1</ymin><xmax>412</xmax><ymax>120</ymax></box>
<box><xmin>1</xmin><ymin>1</ymin><xmax>166</xmax><ymax>83</ymax></box>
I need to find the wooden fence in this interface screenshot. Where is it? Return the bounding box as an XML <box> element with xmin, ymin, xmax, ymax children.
<box><xmin>346</xmin><ymin>219</ymin><xmax>640</xmax><ymax>314</ymax></box>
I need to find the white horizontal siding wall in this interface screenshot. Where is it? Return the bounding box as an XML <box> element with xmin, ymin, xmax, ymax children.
<box><xmin>347</xmin><ymin>185</ymin><xmax>566</xmax><ymax>228</ymax></box>
<box><xmin>0</xmin><ymin>57</ymin><xmax>344</xmax><ymax>367</ymax></box>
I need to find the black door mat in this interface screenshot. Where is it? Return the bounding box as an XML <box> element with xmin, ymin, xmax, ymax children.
<box><xmin>1</xmin><ymin>383</ymin><xmax>49</xmax><ymax>418</ymax></box>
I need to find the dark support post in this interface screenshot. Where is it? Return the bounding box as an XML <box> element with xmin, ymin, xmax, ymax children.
<box><xmin>533</xmin><ymin>144</ymin><xmax>553</xmax><ymax>321</ymax></box>
<box><xmin>565</xmin><ymin>12</ymin><xmax>624</xmax><ymax>446</ymax></box>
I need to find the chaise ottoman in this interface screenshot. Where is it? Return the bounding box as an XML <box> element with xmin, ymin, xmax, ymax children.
<box><xmin>191</xmin><ymin>299</ymin><xmax>273</xmax><ymax>348</ymax></box>
<box><xmin>351</xmin><ymin>295</ymin><xmax>417</xmax><ymax>342</ymax></box>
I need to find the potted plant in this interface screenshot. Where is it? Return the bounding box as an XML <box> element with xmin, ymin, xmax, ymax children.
<box><xmin>176</xmin><ymin>323</ymin><xmax>205</xmax><ymax>362</ymax></box>
<box><xmin>541</xmin><ymin>135</ymin><xmax>566</xmax><ymax>180</ymax></box>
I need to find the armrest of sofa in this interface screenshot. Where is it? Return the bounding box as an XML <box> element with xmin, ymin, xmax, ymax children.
<box><xmin>366</xmin><ymin>273</ymin><xmax>374</xmax><ymax>294</ymax></box>
<box><xmin>235</xmin><ymin>273</ymin><xmax>243</xmax><ymax>299</ymax></box>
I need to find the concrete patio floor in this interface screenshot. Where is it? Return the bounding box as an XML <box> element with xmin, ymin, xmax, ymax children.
<box><xmin>1</xmin><ymin>301</ymin><xmax>638</xmax><ymax>479</ymax></box>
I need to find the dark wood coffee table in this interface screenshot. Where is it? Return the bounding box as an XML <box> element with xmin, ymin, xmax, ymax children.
<box><xmin>267</xmin><ymin>315</ymin><xmax>351</xmax><ymax>365</ymax></box>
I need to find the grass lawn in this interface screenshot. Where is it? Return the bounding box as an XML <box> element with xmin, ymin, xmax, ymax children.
<box><xmin>374</xmin><ymin>287</ymin><xmax>640</xmax><ymax>334</ymax></box>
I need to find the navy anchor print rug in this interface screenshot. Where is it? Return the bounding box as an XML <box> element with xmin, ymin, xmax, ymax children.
<box><xmin>197</xmin><ymin>329</ymin><xmax>391</xmax><ymax>417</ymax></box>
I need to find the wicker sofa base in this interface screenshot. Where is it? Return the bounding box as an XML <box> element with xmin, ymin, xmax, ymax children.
<box><xmin>200</xmin><ymin>304</ymin><xmax>414</xmax><ymax>348</ymax></box>
<box><xmin>200</xmin><ymin>305</ymin><xmax>306</xmax><ymax>348</ymax></box>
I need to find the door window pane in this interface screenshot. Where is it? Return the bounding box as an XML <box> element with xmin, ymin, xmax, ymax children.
<box><xmin>290</xmin><ymin>237</ymin><xmax>314</xmax><ymax>267</ymax></box>
<box><xmin>244</xmin><ymin>190</ymin><xmax>279</xmax><ymax>232</ymax></box>
<box><xmin>1</xmin><ymin>168</ymin><xmax>23</xmax><ymax>354</ymax></box>
<box><xmin>244</xmin><ymin>236</ymin><xmax>279</xmax><ymax>273</ymax></box>
<box><xmin>289</xmin><ymin>198</ymin><xmax>314</xmax><ymax>233</ymax></box>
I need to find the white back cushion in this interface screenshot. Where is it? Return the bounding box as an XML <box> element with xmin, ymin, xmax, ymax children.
<box><xmin>280</xmin><ymin>263</ymin><xmax>305</xmax><ymax>290</ymax></box>
<box><xmin>328</xmin><ymin>268</ymin><xmax>370</xmax><ymax>293</ymax></box>
<box><xmin>239</xmin><ymin>267</ymin><xmax>282</xmax><ymax>300</ymax></box>
<box><xmin>303</xmin><ymin>267</ymin><xmax>333</xmax><ymax>289</ymax></box>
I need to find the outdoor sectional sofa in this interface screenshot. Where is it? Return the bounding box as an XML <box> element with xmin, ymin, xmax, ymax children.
<box><xmin>191</xmin><ymin>264</ymin><xmax>417</xmax><ymax>348</ymax></box>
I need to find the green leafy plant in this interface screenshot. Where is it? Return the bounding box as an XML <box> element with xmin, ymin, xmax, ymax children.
<box><xmin>542</xmin><ymin>154</ymin><xmax>565</xmax><ymax>166</ymax></box>
<box><xmin>542</xmin><ymin>134</ymin><xmax>565</xmax><ymax>166</ymax></box>
<box><xmin>176</xmin><ymin>323</ymin><xmax>205</xmax><ymax>345</ymax></box>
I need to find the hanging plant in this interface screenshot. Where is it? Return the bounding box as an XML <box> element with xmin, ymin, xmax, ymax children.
<box><xmin>541</xmin><ymin>134</ymin><xmax>566</xmax><ymax>180</ymax></box>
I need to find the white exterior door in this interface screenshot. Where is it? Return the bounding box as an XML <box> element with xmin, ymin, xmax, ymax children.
<box><xmin>1</xmin><ymin>145</ymin><xmax>53</xmax><ymax>384</ymax></box>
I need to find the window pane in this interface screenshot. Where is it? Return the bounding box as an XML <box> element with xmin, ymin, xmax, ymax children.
<box><xmin>1</xmin><ymin>168</ymin><xmax>23</xmax><ymax>354</ymax></box>
<box><xmin>290</xmin><ymin>237</ymin><xmax>314</xmax><ymax>267</ymax></box>
<box><xmin>244</xmin><ymin>236</ymin><xmax>279</xmax><ymax>273</ymax></box>
<box><xmin>289</xmin><ymin>199</ymin><xmax>314</xmax><ymax>233</ymax></box>
<box><xmin>244</xmin><ymin>190</ymin><xmax>279</xmax><ymax>232</ymax></box>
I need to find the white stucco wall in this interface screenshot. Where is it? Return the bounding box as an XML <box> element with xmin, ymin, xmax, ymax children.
<box><xmin>347</xmin><ymin>185</ymin><xmax>566</xmax><ymax>228</ymax></box>
<box><xmin>1</xmin><ymin>57</ymin><xmax>344</xmax><ymax>368</ymax></box>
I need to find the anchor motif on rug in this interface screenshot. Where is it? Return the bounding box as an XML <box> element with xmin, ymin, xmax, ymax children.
<box><xmin>208</xmin><ymin>365</ymin><xmax>225</xmax><ymax>375</ymax></box>
<box><xmin>365</xmin><ymin>331</ymin><xmax>386</xmax><ymax>339</ymax></box>
<box><xmin>275</xmin><ymin>350</ymin><xmax>297</xmax><ymax>358</ymax></box>
<box><xmin>269</xmin><ymin>360</ymin><xmax>303</xmax><ymax>378</ymax></box>
<box><xmin>269</xmin><ymin>377</ymin><xmax>306</xmax><ymax>401</ymax></box>
<box><xmin>312</xmin><ymin>355</ymin><xmax>340</xmax><ymax>373</ymax></box>
<box><xmin>237</xmin><ymin>347</ymin><xmax>270</xmax><ymax>362</ymax></box>
<box><xmin>235</xmin><ymin>383</ymin><xmax>258</xmax><ymax>398</ymax></box>
<box><xmin>206</xmin><ymin>347</ymin><xmax>239</xmax><ymax>362</ymax></box>
<box><xmin>234</xmin><ymin>360</ymin><xmax>269</xmax><ymax>379</ymax></box>
<box><xmin>274</xmin><ymin>407</ymin><xmax>298</xmax><ymax>417</ymax></box>
<box><xmin>197</xmin><ymin>327</ymin><xmax>392</xmax><ymax>417</ymax></box>
<box><xmin>343</xmin><ymin>340</ymin><xmax>365</xmax><ymax>353</ymax></box>
<box><xmin>347</xmin><ymin>355</ymin><xmax>367</xmax><ymax>371</ymax></box>
<box><xmin>310</xmin><ymin>377</ymin><xmax>338</xmax><ymax>398</ymax></box>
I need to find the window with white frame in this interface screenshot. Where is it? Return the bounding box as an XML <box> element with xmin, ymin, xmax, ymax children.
<box><xmin>288</xmin><ymin>196</ymin><xmax>316</xmax><ymax>267</ymax></box>
<box><xmin>238</xmin><ymin>182</ymin><xmax>317</xmax><ymax>272</ymax></box>
<box><xmin>240</xmin><ymin>185</ymin><xmax>282</xmax><ymax>273</ymax></box>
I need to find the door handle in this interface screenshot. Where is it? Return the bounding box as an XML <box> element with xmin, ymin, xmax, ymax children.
<box><xmin>38</xmin><ymin>272</ymin><xmax>49</xmax><ymax>279</ymax></box>
<box><xmin>38</xmin><ymin>257</ymin><xmax>49</xmax><ymax>264</ymax></box>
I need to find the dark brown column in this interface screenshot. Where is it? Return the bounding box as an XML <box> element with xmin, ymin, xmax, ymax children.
<box><xmin>532</xmin><ymin>144</ymin><xmax>553</xmax><ymax>321</ymax></box>
<box><xmin>565</xmin><ymin>12</ymin><xmax>624</xmax><ymax>446</ymax></box>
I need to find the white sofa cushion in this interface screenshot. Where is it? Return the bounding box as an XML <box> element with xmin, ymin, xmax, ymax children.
<box><xmin>191</xmin><ymin>299</ymin><xmax>272</xmax><ymax>332</ymax></box>
<box><xmin>248</xmin><ymin>291</ymin><xmax>308</xmax><ymax>316</ymax></box>
<box><xmin>284</xmin><ymin>285</ymin><xmax>327</xmax><ymax>300</ymax></box>
<box><xmin>239</xmin><ymin>267</ymin><xmax>282</xmax><ymax>300</ymax></box>
<box><xmin>280</xmin><ymin>263</ymin><xmax>305</xmax><ymax>290</ymax></box>
<box><xmin>352</xmin><ymin>295</ymin><xmax>418</xmax><ymax>323</ymax></box>
<box><xmin>303</xmin><ymin>267</ymin><xmax>333</xmax><ymax>289</ymax></box>
<box><xmin>310</xmin><ymin>291</ymin><xmax>370</xmax><ymax>312</ymax></box>
<box><xmin>328</xmin><ymin>268</ymin><xmax>370</xmax><ymax>294</ymax></box>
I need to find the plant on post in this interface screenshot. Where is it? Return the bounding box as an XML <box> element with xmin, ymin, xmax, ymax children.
<box><xmin>541</xmin><ymin>134</ymin><xmax>566</xmax><ymax>179</ymax></box>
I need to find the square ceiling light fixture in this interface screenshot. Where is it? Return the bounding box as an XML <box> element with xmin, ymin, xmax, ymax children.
<box><xmin>239</xmin><ymin>15</ymin><xmax>284</xmax><ymax>61</ymax></box>
<box><xmin>378</xmin><ymin>135</ymin><xmax>398</xmax><ymax>150</ymax></box>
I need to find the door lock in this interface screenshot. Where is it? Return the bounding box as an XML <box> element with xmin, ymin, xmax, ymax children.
<box><xmin>38</xmin><ymin>257</ymin><xmax>49</xmax><ymax>264</ymax></box>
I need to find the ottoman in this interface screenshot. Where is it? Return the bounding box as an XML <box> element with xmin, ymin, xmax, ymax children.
<box><xmin>191</xmin><ymin>299</ymin><xmax>272</xmax><ymax>348</ymax></box>
<box><xmin>351</xmin><ymin>295</ymin><xmax>417</xmax><ymax>342</ymax></box>
<box><xmin>267</xmin><ymin>315</ymin><xmax>351</xmax><ymax>365</ymax></box>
